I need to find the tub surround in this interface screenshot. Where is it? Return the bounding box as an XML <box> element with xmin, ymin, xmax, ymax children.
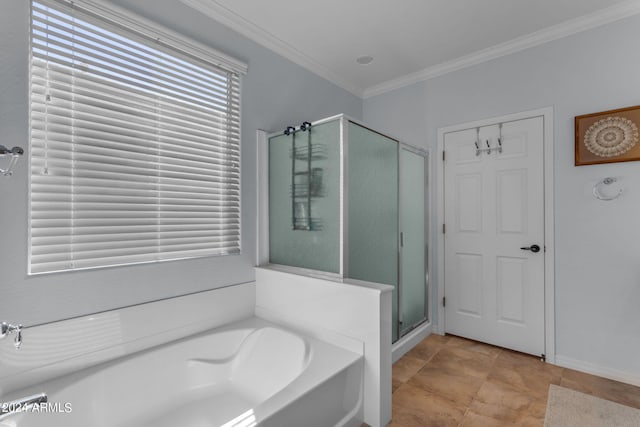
<box><xmin>255</xmin><ymin>267</ymin><xmax>393</xmax><ymax>427</ymax></box>
<box><xmin>0</xmin><ymin>283</ymin><xmax>256</xmax><ymax>396</ymax></box>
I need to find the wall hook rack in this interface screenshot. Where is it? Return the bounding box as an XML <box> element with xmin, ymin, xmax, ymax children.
<box><xmin>593</xmin><ymin>177</ymin><xmax>623</xmax><ymax>201</ymax></box>
<box><xmin>475</xmin><ymin>139</ymin><xmax>493</xmax><ymax>156</ymax></box>
<box><xmin>0</xmin><ymin>145</ymin><xmax>25</xmax><ymax>177</ymax></box>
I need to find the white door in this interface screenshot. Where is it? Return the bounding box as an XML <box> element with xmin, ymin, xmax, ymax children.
<box><xmin>444</xmin><ymin>116</ymin><xmax>544</xmax><ymax>356</ymax></box>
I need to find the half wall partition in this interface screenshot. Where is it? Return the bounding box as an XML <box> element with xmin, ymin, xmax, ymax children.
<box><xmin>265</xmin><ymin>115</ymin><xmax>428</xmax><ymax>342</ymax></box>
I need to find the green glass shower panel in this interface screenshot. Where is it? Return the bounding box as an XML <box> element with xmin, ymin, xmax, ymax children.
<box><xmin>400</xmin><ymin>148</ymin><xmax>427</xmax><ymax>334</ymax></box>
<box><xmin>347</xmin><ymin>121</ymin><xmax>399</xmax><ymax>342</ymax></box>
<box><xmin>268</xmin><ymin>120</ymin><xmax>341</xmax><ymax>273</ymax></box>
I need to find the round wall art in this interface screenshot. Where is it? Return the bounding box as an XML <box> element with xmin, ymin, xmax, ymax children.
<box><xmin>583</xmin><ymin>116</ymin><xmax>639</xmax><ymax>158</ymax></box>
<box><xmin>575</xmin><ymin>105</ymin><xmax>640</xmax><ymax>166</ymax></box>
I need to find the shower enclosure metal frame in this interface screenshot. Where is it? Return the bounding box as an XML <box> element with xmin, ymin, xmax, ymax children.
<box><xmin>258</xmin><ymin>114</ymin><xmax>430</xmax><ymax>340</ymax></box>
<box><xmin>397</xmin><ymin>143</ymin><xmax>430</xmax><ymax>337</ymax></box>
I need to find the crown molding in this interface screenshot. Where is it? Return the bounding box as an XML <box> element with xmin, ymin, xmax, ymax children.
<box><xmin>179</xmin><ymin>0</ymin><xmax>365</xmax><ymax>97</ymax></box>
<box><xmin>180</xmin><ymin>0</ymin><xmax>640</xmax><ymax>100</ymax></box>
<box><xmin>362</xmin><ymin>0</ymin><xmax>640</xmax><ymax>98</ymax></box>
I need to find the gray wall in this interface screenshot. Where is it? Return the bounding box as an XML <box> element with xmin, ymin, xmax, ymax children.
<box><xmin>0</xmin><ymin>0</ymin><xmax>361</xmax><ymax>326</ymax></box>
<box><xmin>364</xmin><ymin>15</ymin><xmax>640</xmax><ymax>375</ymax></box>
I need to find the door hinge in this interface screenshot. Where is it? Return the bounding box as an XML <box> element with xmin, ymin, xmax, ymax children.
<box><xmin>442</xmin><ymin>224</ymin><xmax>446</xmax><ymax>234</ymax></box>
<box><xmin>442</xmin><ymin>296</ymin><xmax>446</xmax><ymax>307</ymax></box>
<box><xmin>400</xmin><ymin>232</ymin><xmax>404</xmax><ymax>247</ymax></box>
<box><xmin>442</xmin><ymin>151</ymin><xmax>446</xmax><ymax>161</ymax></box>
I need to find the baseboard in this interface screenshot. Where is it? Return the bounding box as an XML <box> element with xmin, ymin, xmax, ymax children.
<box><xmin>555</xmin><ymin>355</ymin><xmax>640</xmax><ymax>388</ymax></box>
<box><xmin>392</xmin><ymin>322</ymin><xmax>432</xmax><ymax>363</ymax></box>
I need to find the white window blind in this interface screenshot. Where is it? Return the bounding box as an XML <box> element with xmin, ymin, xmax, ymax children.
<box><xmin>29</xmin><ymin>0</ymin><xmax>242</xmax><ymax>274</ymax></box>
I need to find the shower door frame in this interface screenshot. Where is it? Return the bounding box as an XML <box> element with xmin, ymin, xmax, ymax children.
<box><xmin>258</xmin><ymin>114</ymin><xmax>431</xmax><ymax>341</ymax></box>
<box><xmin>398</xmin><ymin>143</ymin><xmax>430</xmax><ymax>338</ymax></box>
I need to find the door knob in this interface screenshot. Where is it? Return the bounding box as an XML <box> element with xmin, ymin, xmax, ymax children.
<box><xmin>520</xmin><ymin>244</ymin><xmax>541</xmax><ymax>253</ymax></box>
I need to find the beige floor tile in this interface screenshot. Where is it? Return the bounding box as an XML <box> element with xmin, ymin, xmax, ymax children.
<box><xmin>390</xmin><ymin>334</ymin><xmax>639</xmax><ymax>427</ymax></box>
<box><xmin>392</xmin><ymin>383</ymin><xmax>466</xmax><ymax>427</ymax></box>
<box><xmin>408</xmin><ymin>365</ymin><xmax>484</xmax><ymax>407</ymax></box>
<box><xmin>393</xmin><ymin>355</ymin><xmax>428</xmax><ymax>383</ymax></box>
<box><xmin>489</xmin><ymin>351</ymin><xmax>561</xmax><ymax>399</ymax></box>
<box><xmin>446</xmin><ymin>335</ymin><xmax>502</xmax><ymax>358</ymax></box>
<box><xmin>425</xmin><ymin>346</ymin><xmax>496</xmax><ymax>380</ymax></box>
<box><xmin>392</xmin><ymin>377</ymin><xmax>404</xmax><ymax>393</ymax></box>
<box><xmin>473</xmin><ymin>378</ymin><xmax>548</xmax><ymax>418</ymax></box>
<box><xmin>405</xmin><ymin>334</ymin><xmax>448</xmax><ymax>362</ymax></box>
<box><xmin>459</xmin><ymin>409</ymin><xmax>543</xmax><ymax>427</ymax></box>
<box><xmin>498</xmin><ymin>349</ymin><xmax>563</xmax><ymax>377</ymax></box>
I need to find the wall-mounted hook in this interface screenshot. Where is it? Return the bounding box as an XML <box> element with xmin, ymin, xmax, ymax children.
<box><xmin>0</xmin><ymin>145</ymin><xmax>24</xmax><ymax>177</ymax></box>
<box><xmin>300</xmin><ymin>121</ymin><xmax>312</xmax><ymax>132</ymax></box>
<box><xmin>593</xmin><ymin>177</ymin><xmax>623</xmax><ymax>201</ymax></box>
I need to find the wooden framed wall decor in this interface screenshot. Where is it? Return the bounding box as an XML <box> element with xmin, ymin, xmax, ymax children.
<box><xmin>575</xmin><ymin>105</ymin><xmax>640</xmax><ymax>166</ymax></box>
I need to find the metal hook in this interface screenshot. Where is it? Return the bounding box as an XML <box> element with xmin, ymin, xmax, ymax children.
<box><xmin>283</xmin><ymin>126</ymin><xmax>296</xmax><ymax>136</ymax></box>
<box><xmin>300</xmin><ymin>121</ymin><xmax>312</xmax><ymax>132</ymax></box>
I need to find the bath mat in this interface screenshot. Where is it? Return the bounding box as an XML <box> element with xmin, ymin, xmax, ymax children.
<box><xmin>544</xmin><ymin>384</ymin><xmax>640</xmax><ymax>427</ymax></box>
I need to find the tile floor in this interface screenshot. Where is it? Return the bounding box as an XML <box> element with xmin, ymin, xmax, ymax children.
<box><xmin>389</xmin><ymin>333</ymin><xmax>640</xmax><ymax>426</ymax></box>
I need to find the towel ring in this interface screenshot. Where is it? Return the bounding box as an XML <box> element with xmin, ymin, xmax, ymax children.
<box><xmin>0</xmin><ymin>145</ymin><xmax>24</xmax><ymax>177</ymax></box>
<box><xmin>593</xmin><ymin>177</ymin><xmax>622</xmax><ymax>201</ymax></box>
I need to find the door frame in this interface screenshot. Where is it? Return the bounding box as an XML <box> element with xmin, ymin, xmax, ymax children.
<box><xmin>435</xmin><ymin>107</ymin><xmax>555</xmax><ymax>363</ymax></box>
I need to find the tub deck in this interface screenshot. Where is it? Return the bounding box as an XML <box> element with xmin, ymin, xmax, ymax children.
<box><xmin>0</xmin><ymin>317</ymin><xmax>363</xmax><ymax>427</ymax></box>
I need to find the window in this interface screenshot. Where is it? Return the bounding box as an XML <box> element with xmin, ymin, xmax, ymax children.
<box><xmin>29</xmin><ymin>0</ymin><xmax>245</xmax><ymax>274</ymax></box>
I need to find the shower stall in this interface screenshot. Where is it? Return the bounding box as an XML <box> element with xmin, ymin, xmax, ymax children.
<box><xmin>263</xmin><ymin>115</ymin><xmax>428</xmax><ymax>343</ymax></box>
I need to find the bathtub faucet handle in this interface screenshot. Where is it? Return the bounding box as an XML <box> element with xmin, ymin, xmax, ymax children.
<box><xmin>1</xmin><ymin>322</ymin><xmax>23</xmax><ymax>349</ymax></box>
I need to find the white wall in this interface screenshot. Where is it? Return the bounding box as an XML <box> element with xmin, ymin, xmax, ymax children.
<box><xmin>0</xmin><ymin>0</ymin><xmax>361</xmax><ymax>326</ymax></box>
<box><xmin>364</xmin><ymin>15</ymin><xmax>640</xmax><ymax>379</ymax></box>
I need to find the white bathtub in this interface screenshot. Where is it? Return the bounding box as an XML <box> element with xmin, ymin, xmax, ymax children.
<box><xmin>0</xmin><ymin>317</ymin><xmax>363</xmax><ymax>427</ymax></box>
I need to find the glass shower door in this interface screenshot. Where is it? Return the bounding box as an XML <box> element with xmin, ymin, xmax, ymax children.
<box><xmin>399</xmin><ymin>146</ymin><xmax>427</xmax><ymax>336</ymax></box>
<box><xmin>346</xmin><ymin>121</ymin><xmax>400</xmax><ymax>342</ymax></box>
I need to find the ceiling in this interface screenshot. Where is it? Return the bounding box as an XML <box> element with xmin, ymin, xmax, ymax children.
<box><xmin>180</xmin><ymin>0</ymin><xmax>640</xmax><ymax>97</ymax></box>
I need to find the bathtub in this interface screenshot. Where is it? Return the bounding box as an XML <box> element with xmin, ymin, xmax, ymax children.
<box><xmin>0</xmin><ymin>317</ymin><xmax>364</xmax><ymax>427</ymax></box>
